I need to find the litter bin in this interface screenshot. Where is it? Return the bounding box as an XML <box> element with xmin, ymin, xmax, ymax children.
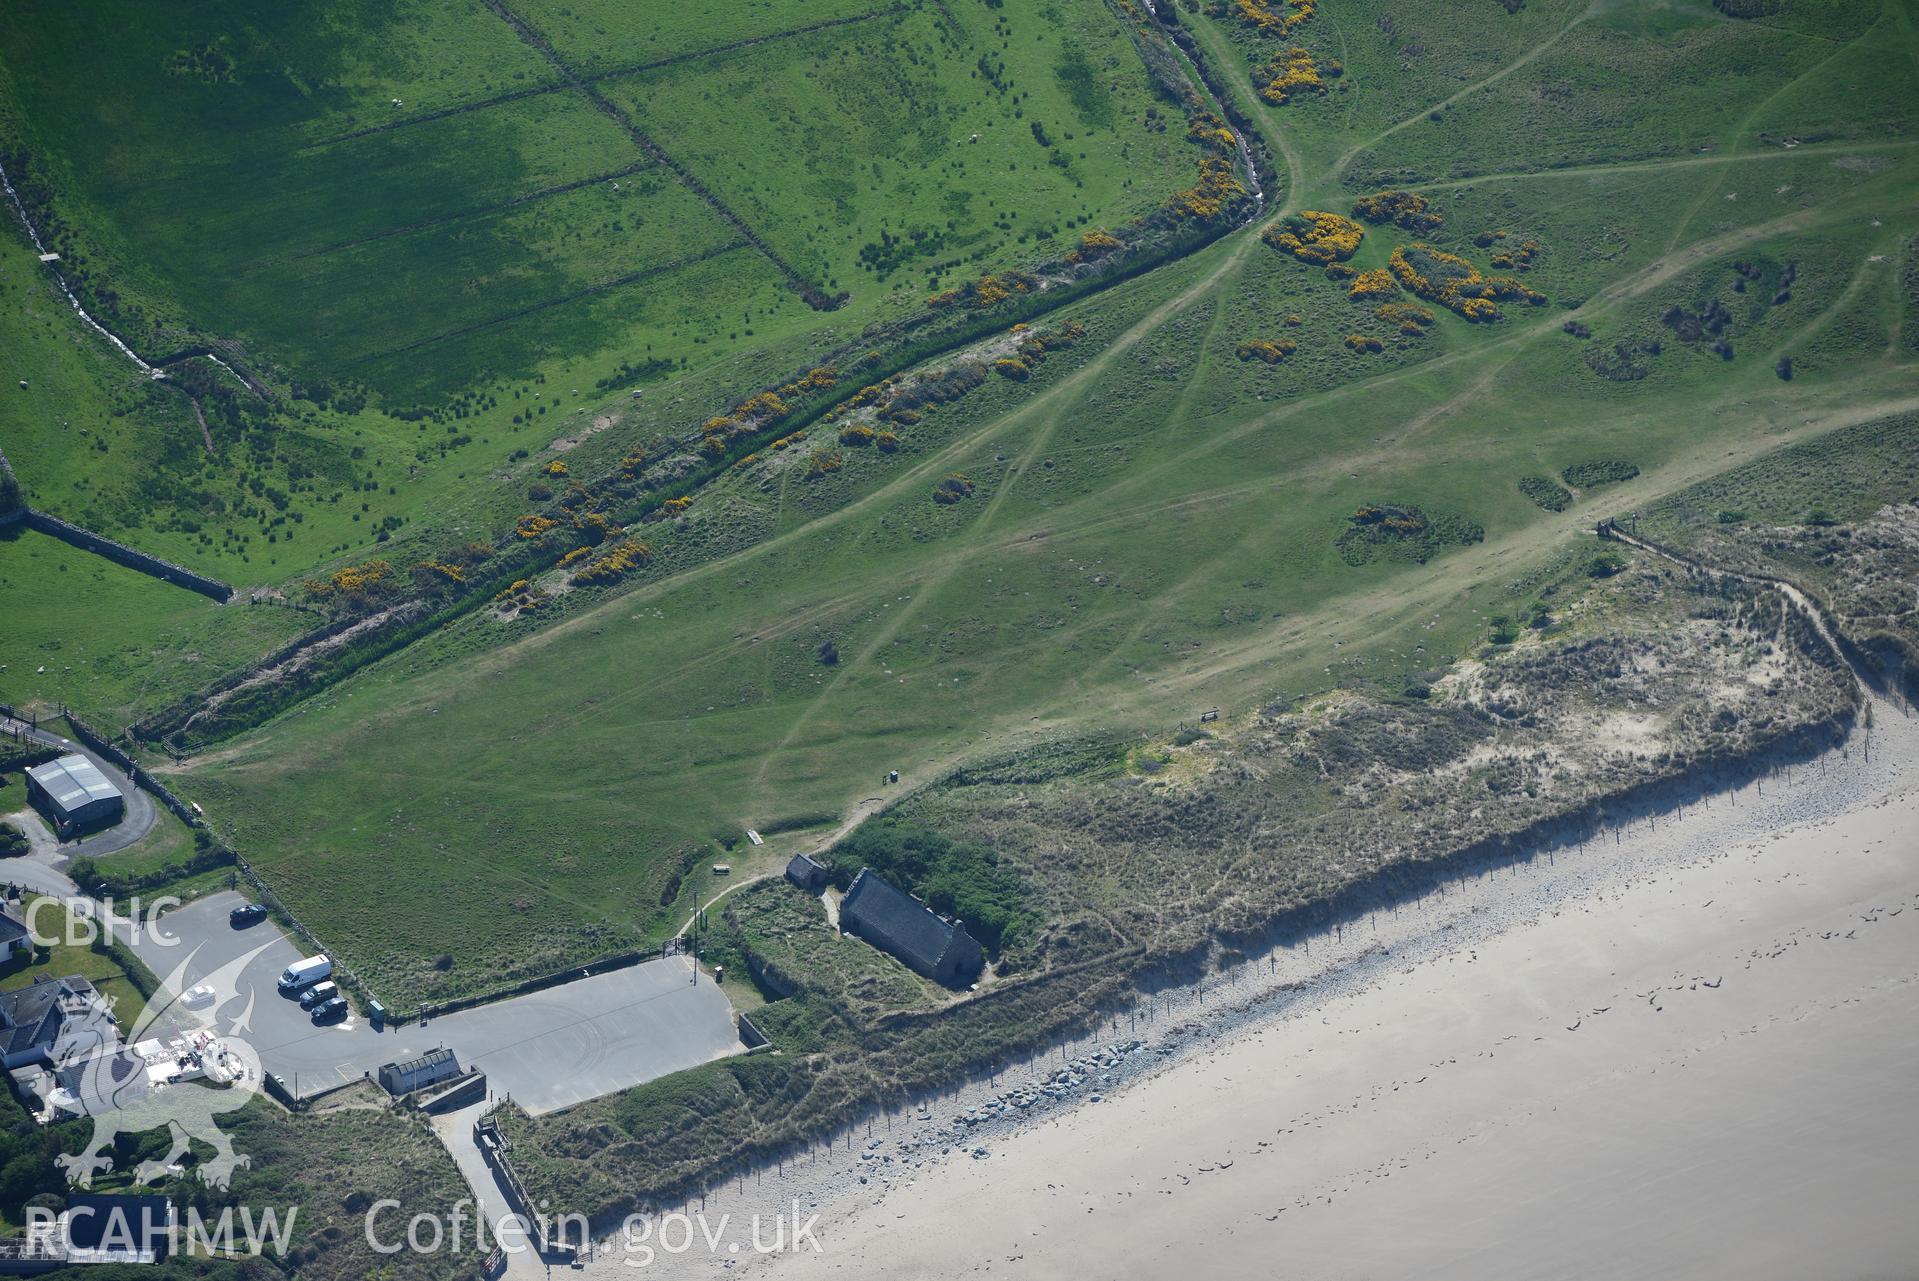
<box><xmin>368</xmin><ymin>1000</ymin><xmax>387</xmax><ymax>1030</ymax></box>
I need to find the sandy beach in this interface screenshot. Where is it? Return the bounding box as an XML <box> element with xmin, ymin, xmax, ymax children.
<box><xmin>583</xmin><ymin>699</ymin><xmax>1919</xmax><ymax>1280</ymax></box>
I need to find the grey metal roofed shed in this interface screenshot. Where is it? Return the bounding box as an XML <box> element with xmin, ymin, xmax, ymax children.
<box><xmin>24</xmin><ymin>754</ymin><xmax>124</xmax><ymax>836</ymax></box>
<box><xmin>379</xmin><ymin>1046</ymin><xmax>460</xmax><ymax>1096</ymax></box>
<box><xmin>838</xmin><ymin>868</ymin><xmax>984</xmax><ymax>989</ymax></box>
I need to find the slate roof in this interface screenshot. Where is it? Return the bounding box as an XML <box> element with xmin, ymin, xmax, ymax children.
<box><xmin>25</xmin><ymin>755</ymin><xmax>120</xmax><ymax>817</ymax></box>
<box><xmin>840</xmin><ymin>868</ymin><xmax>967</xmax><ymax>977</ymax></box>
<box><xmin>785</xmin><ymin>853</ymin><xmax>828</xmax><ymax>889</ymax></box>
<box><xmin>0</xmin><ymin>906</ymin><xmax>28</xmax><ymax>950</ymax></box>
<box><xmin>0</xmin><ymin>976</ymin><xmax>102</xmax><ymax>1060</ymax></box>
<box><xmin>63</xmin><ymin>1194</ymin><xmax>173</xmax><ymax>1261</ymax></box>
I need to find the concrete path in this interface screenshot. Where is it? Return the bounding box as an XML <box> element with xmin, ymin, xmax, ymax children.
<box><xmin>431</xmin><ymin>1102</ymin><xmax>551</xmax><ymax>1279</ymax></box>
<box><xmin>0</xmin><ymin>808</ymin><xmax>78</xmax><ymax>899</ymax></box>
<box><xmin>126</xmin><ymin>892</ymin><xmax>745</xmax><ymax>1113</ymax></box>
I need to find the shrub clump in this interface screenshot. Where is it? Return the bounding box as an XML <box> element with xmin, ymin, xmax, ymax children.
<box><xmin>1374</xmin><ymin>302</ymin><xmax>1434</xmax><ymax>334</ymax></box>
<box><xmin>1264</xmin><ymin>211</ymin><xmax>1363</xmax><ymax>264</ymax></box>
<box><xmin>932</xmin><ymin>474</ymin><xmax>975</xmax><ymax>505</ymax></box>
<box><xmin>1345</xmin><ymin>333</ymin><xmax>1385</xmax><ymax>353</ymax></box>
<box><xmin>827</xmin><ymin>817</ymin><xmax>1039</xmax><ymax>959</ymax></box>
<box><xmin>1584</xmin><ymin>339</ymin><xmax>1661</xmax><ymax>381</ymax></box>
<box><xmin>1348</xmin><ymin>268</ymin><xmax>1398</xmax><ymax>300</ymax></box>
<box><xmin>568</xmin><ymin>539</ymin><xmax>653</xmax><ymax>587</ymax></box>
<box><xmin>1388</xmin><ymin>242</ymin><xmax>1545</xmax><ymax>321</ymax></box>
<box><xmin>1234</xmin><ymin>0</ymin><xmax>1317</xmax><ymax>37</ymax></box>
<box><xmin>1235</xmin><ymin>338</ymin><xmax>1298</xmax><ymax>363</ymax></box>
<box><xmin>1351</xmin><ymin>190</ymin><xmax>1443</xmax><ymax>232</ymax></box>
<box><xmin>1257</xmin><ymin>45</ymin><xmax>1330</xmax><ymax>104</ymax></box>
<box><xmin>1518</xmin><ymin>475</ymin><xmax>1573</xmax><ymax>511</ymax></box>
<box><xmin>1561</xmin><ymin>460</ymin><xmax>1640</xmax><ymax>489</ymax></box>
<box><xmin>1336</xmin><ymin>503</ymin><xmax>1484</xmax><ymax>565</ymax></box>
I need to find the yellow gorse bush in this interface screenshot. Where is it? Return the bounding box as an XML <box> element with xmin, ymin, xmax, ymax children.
<box><xmin>416</xmin><ymin>559</ymin><xmax>464</xmax><ymax>585</ymax></box>
<box><xmin>305</xmin><ymin>558</ymin><xmax>392</xmax><ymax>597</ymax></box>
<box><xmin>1348</xmin><ymin>268</ymin><xmax>1398</xmax><ymax>300</ymax></box>
<box><xmin>1264</xmin><ymin>211</ymin><xmax>1364</xmax><ymax>264</ymax></box>
<box><xmin>1235</xmin><ymin>0</ymin><xmax>1315</xmax><ymax>37</ymax></box>
<box><xmin>1258</xmin><ymin>46</ymin><xmax>1326</xmax><ymax>104</ymax></box>
<box><xmin>1388</xmin><ymin>242</ymin><xmax>1546</xmax><ymax>322</ymax></box>
<box><xmin>568</xmin><ymin>538</ymin><xmax>653</xmax><ymax>587</ymax></box>
<box><xmin>1166</xmin><ymin>155</ymin><xmax>1245</xmax><ymax>222</ymax></box>
<box><xmin>1235</xmin><ymin>338</ymin><xmax>1298</xmax><ymax>363</ymax></box>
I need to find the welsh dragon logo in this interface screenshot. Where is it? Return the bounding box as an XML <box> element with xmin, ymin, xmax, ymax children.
<box><xmin>57</xmin><ymin>941</ymin><xmax>275</xmax><ymax>1190</ymax></box>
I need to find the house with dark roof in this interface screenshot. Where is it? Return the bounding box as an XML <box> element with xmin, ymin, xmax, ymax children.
<box><xmin>0</xmin><ymin>905</ymin><xmax>30</xmax><ymax>962</ymax></box>
<box><xmin>785</xmin><ymin>853</ymin><xmax>828</xmax><ymax>892</ymax></box>
<box><xmin>838</xmin><ymin>868</ymin><xmax>984</xmax><ymax>989</ymax></box>
<box><xmin>23</xmin><ymin>755</ymin><xmax>123</xmax><ymax>837</ymax></box>
<box><xmin>0</xmin><ymin>976</ymin><xmax>119</xmax><ymax>1071</ymax></box>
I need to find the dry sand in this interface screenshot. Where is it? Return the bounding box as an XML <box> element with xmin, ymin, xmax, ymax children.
<box><xmin>592</xmin><ymin>701</ymin><xmax>1919</xmax><ymax>1279</ymax></box>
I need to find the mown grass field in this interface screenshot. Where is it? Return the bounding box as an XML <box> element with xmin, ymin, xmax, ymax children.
<box><xmin>7</xmin><ymin>0</ymin><xmax>1918</xmax><ymax>1012</ymax></box>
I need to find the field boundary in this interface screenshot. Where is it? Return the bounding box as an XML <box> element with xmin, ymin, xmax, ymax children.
<box><xmin>0</xmin><ymin>464</ymin><xmax>234</xmax><ymax>601</ymax></box>
<box><xmin>343</xmin><ymin>238</ymin><xmax>751</xmax><ymax>367</ymax></box>
<box><xmin>281</xmin><ymin>160</ymin><xmax>654</xmax><ymax>264</ymax></box>
<box><xmin>478</xmin><ymin>0</ymin><xmax>842</xmax><ymax>311</ymax></box>
<box><xmin>310</xmin><ymin>5</ymin><xmax>905</xmax><ymax>150</ymax></box>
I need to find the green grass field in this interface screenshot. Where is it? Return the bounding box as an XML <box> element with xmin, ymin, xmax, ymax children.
<box><xmin>4</xmin><ymin>0</ymin><xmax>1916</xmax><ymax>1010</ymax></box>
<box><xmin>0</xmin><ymin>0</ymin><xmax>1207</xmax><ymax>652</ymax></box>
<box><xmin>0</xmin><ymin>525</ymin><xmax>310</xmax><ymax>723</ymax></box>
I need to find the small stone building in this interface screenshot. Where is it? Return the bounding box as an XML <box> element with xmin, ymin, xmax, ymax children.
<box><xmin>785</xmin><ymin>853</ymin><xmax>828</xmax><ymax>892</ymax></box>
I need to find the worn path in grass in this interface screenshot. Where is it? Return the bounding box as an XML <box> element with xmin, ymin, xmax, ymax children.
<box><xmin>161</xmin><ymin>0</ymin><xmax>1919</xmax><ymax>998</ymax></box>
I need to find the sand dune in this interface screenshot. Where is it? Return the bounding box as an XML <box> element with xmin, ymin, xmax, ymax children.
<box><xmin>596</xmin><ymin>703</ymin><xmax>1919</xmax><ymax>1279</ymax></box>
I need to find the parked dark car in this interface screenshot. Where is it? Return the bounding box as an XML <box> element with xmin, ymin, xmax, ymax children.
<box><xmin>229</xmin><ymin>903</ymin><xmax>268</xmax><ymax>928</ymax></box>
<box><xmin>310</xmin><ymin>996</ymin><xmax>349</xmax><ymax>1024</ymax></box>
<box><xmin>298</xmin><ymin>981</ymin><xmax>339</xmax><ymax>1011</ymax></box>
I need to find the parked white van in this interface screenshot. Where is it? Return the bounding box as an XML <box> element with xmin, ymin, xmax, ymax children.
<box><xmin>278</xmin><ymin>955</ymin><xmax>332</xmax><ymax>993</ymax></box>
